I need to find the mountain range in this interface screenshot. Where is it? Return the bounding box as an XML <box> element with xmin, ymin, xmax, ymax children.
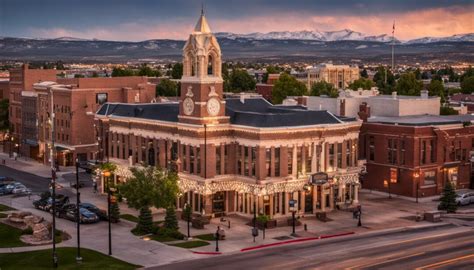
<box><xmin>0</xmin><ymin>30</ymin><xmax>472</xmax><ymax>63</ymax></box>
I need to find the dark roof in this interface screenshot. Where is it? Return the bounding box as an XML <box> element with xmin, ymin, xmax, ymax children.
<box><xmin>367</xmin><ymin>114</ymin><xmax>474</xmax><ymax>126</ymax></box>
<box><xmin>97</xmin><ymin>97</ymin><xmax>353</xmax><ymax>127</ymax></box>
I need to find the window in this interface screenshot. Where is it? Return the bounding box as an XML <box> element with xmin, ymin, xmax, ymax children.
<box><xmin>390</xmin><ymin>168</ymin><xmax>398</xmax><ymax>183</ymax></box>
<box><xmin>182</xmin><ymin>145</ymin><xmax>187</xmax><ymax>172</ymax></box>
<box><xmin>266</xmin><ymin>148</ymin><xmax>271</xmax><ymax>177</ymax></box>
<box><xmin>189</xmin><ymin>147</ymin><xmax>195</xmax><ymax>174</ymax></box>
<box><xmin>251</xmin><ymin>147</ymin><xmax>256</xmax><ymax>177</ymax></box>
<box><xmin>430</xmin><ymin>140</ymin><xmax>435</xmax><ymax>163</ymax></box>
<box><xmin>237</xmin><ymin>146</ymin><xmax>242</xmax><ymax>175</ymax></box>
<box><xmin>196</xmin><ymin>147</ymin><xmax>201</xmax><ymax>174</ymax></box>
<box><xmin>96</xmin><ymin>93</ymin><xmax>108</xmax><ymax>105</ymax></box>
<box><xmin>244</xmin><ymin>147</ymin><xmax>250</xmax><ymax>176</ymax></box>
<box><xmin>400</xmin><ymin>140</ymin><xmax>406</xmax><ymax>165</ymax></box>
<box><xmin>216</xmin><ymin>145</ymin><xmax>221</xmax><ymax>175</ymax></box>
<box><xmin>424</xmin><ymin>171</ymin><xmax>436</xmax><ymax>186</ymax></box>
<box><xmin>329</xmin><ymin>144</ymin><xmax>335</xmax><ymax>170</ymax></box>
<box><xmin>421</xmin><ymin>141</ymin><xmax>426</xmax><ymax>164</ymax></box>
<box><xmin>297</xmin><ymin>146</ymin><xmax>303</xmax><ymax>175</ymax></box>
<box><xmin>388</xmin><ymin>139</ymin><xmax>397</xmax><ymax>165</ymax></box>
<box><xmin>337</xmin><ymin>143</ymin><xmax>342</xmax><ymax>169</ymax></box>
<box><xmin>305</xmin><ymin>145</ymin><xmax>312</xmax><ymax>174</ymax></box>
<box><xmin>346</xmin><ymin>141</ymin><xmax>351</xmax><ymax>167</ymax></box>
<box><xmin>288</xmin><ymin>147</ymin><xmax>293</xmax><ymax>175</ymax></box>
<box><xmin>368</xmin><ymin>137</ymin><xmax>375</xmax><ymax>161</ymax></box>
<box><xmin>275</xmin><ymin>148</ymin><xmax>280</xmax><ymax>176</ymax></box>
<box><xmin>224</xmin><ymin>145</ymin><xmax>228</xmax><ymax>174</ymax></box>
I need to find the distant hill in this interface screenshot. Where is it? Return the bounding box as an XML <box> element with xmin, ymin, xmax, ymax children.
<box><xmin>0</xmin><ymin>32</ymin><xmax>473</xmax><ymax>63</ymax></box>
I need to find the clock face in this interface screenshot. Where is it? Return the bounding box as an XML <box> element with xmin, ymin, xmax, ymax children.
<box><xmin>183</xmin><ymin>98</ymin><xmax>194</xmax><ymax>116</ymax></box>
<box><xmin>207</xmin><ymin>98</ymin><xmax>221</xmax><ymax>116</ymax></box>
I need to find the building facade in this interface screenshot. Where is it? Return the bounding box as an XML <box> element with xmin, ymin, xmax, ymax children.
<box><xmin>33</xmin><ymin>77</ymin><xmax>155</xmax><ymax>166</ymax></box>
<box><xmin>304</xmin><ymin>64</ymin><xmax>359</xmax><ymax>90</ymax></box>
<box><xmin>95</xmin><ymin>13</ymin><xmax>363</xmax><ymax>219</ymax></box>
<box><xmin>360</xmin><ymin>115</ymin><xmax>474</xmax><ymax>197</ymax></box>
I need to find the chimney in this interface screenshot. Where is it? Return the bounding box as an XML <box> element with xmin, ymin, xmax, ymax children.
<box><xmin>420</xmin><ymin>90</ymin><xmax>429</xmax><ymax>99</ymax></box>
<box><xmin>240</xmin><ymin>92</ymin><xmax>245</xmax><ymax>104</ymax></box>
<box><xmin>392</xmin><ymin>91</ymin><xmax>397</xmax><ymax>99</ymax></box>
<box><xmin>358</xmin><ymin>102</ymin><xmax>371</xmax><ymax>122</ymax></box>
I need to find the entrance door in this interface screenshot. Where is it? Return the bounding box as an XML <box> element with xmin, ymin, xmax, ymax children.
<box><xmin>212</xmin><ymin>192</ymin><xmax>225</xmax><ymax>217</ymax></box>
<box><xmin>304</xmin><ymin>190</ymin><xmax>313</xmax><ymax>213</ymax></box>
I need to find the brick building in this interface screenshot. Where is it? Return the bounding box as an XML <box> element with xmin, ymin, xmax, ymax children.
<box><xmin>0</xmin><ymin>80</ymin><xmax>9</xmax><ymax>100</ymax></box>
<box><xmin>95</xmin><ymin>13</ymin><xmax>363</xmax><ymax>219</ymax></box>
<box><xmin>256</xmin><ymin>74</ymin><xmax>280</xmax><ymax>101</ymax></box>
<box><xmin>8</xmin><ymin>64</ymin><xmax>57</xmax><ymax>152</ymax></box>
<box><xmin>360</xmin><ymin>115</ymin><xmax>474</xmax><ymax>198</ymax></box>
<box><xmin>33</xmin><ymin>77</ymin><xmax>155</xmax><ymax>166</ymax></box>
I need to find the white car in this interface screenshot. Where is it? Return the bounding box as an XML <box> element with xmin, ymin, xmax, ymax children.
<box><xmin>11</xmin><ymin>184</ymin><xmax>31</xmax><ymax>195</ymax></box>
<box><xmin>455</xmin><ymin>192</ymin><xmax>473</xmax><ymax>206</ymax></box>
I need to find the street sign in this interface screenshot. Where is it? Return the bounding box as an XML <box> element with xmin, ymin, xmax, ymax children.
<box><xmin>311</xmin><ymin>172</ymin><xmax>329</xmax><ymax>185</ymax></box>
<box><xmin>289</xmin><ymin>199</ymin><xmax>297</xmax><ymax>207</ymax></box>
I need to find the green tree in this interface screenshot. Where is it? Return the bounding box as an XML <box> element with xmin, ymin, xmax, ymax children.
<box><xmin>272</xmin><ymin>73</ymin><xmax>307</xmax><ymax>104</ymax></box>
<box><xmin>109</xmin><ymin>201</ymin><xmax>120</xmax><ymax>223</ymax></box>
<box><xmin>395</xmin><ymin>73</ymin><xmax>423</xmax><ymax>96</ymax></box>
<box><xmin>440</xmin><ymin>106</ymin><xmax>458</xmax><ymax>115</ymax></box>
<box><xmin>0</xmin><ymin>99</ymin><xmax>9</xmax><ymax>131</ymax></box>
<box><xmin>373</xmin><ymin>66</ymin><xmax>395</xmax><ymax>94</ymax></box>
<box><xmin>112</xmin><ymin>67</ymin><xmax>135</xmax><ymax>77</ymax></box>
<box><xmin>360</xmin><ymin>69</ymin><xmax>368</xmax><ymax>78</ymax></box>
<box><xmin>460</xmin><ymin>66</ymin><xmax>474</xmax><ymax>82</ymax></box>
<box><xmin>136</xmin><ymin>206</ymin><xmax>153</xmax><ymax>234</ymax></box>
<box><xmin>164</xmin><ymin>206</ymin><xmax>178</xmax><ymax>231</ymax></box>
<box><xmin>310</xmin><ymin>81</ymin><xmax>338</xmax><ymax>98</ymax></box>
<box><xmin>118</xmin><ymin>166</ymin><xmax>179</xmax><ymax>234</ymax></box>
<box><xmin>156</xmin><ymin>79</ymin><xmax>178</xmax><ymax>97</ymax></box>
<box><xmin>460</xmin><ymin>76</ymin><xmax>474</xmax><ymax>94</ymax></box>
<box><xmin>229</xmin><ymin>69</ymin><xmax>256</xmax><ymax>92</ymax></box>
<box><xmin>427</xmin><ymin>79</ymin><xmax>445</xmax><ymax>102</ymax></box>
<box><xmin>171</xmin><ymin>63</ymin><xmax>183</xmax><ymax>79</ymax></box>
<box><xmin>138</xmin><ymin>65</ymin><xmax>161</xmax><ymax>77</ymax></box>
<box><xmin>182</xmin><ymin>203</ymin><xmax>192</xmax><ymax>221</ymax></box>
<box><xmin>438</xmin><ymin>181</ymin><xmax>458</xmax><ymax>213</ymax></box>
<box><xmin>349</xmin><ymin>78</ymin><xmax>374</xmax><ymax>90</ymax></box>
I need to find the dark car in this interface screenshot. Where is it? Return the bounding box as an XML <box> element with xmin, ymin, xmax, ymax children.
<box><xmin>34</xmin><ymin>194</ymin><xmax>69</xmax><ymax>212</ymax></box>
<box><xmin>58</xmin><ymin>204</ymin><xmax>99</xmax><ymax>224</ymax></box>
<box><xmin>78</xmin><ymin>160</ymin><xmax>100</xmax><ymax>174</ymax></box>
<box><xmin>0</xmin><ymin>182</ymin><xmax>22</xmax><ymax>195</ymax></box>
<box><xmin>79</xmin><ymin>203</ymin><xmax>108</xmax><ymax>221</ymax></box>
<box><xmin>33</xmin><ymin>197</ymin><xmax>50</xmax><ymax>210</ymax></box>
<box><xmin>0</xmin><ymin>184</ymin><xmax>11</xmax><ymax>195</ymax></box>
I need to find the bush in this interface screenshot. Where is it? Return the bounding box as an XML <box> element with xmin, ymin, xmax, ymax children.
<box><xmin>440</xmin><ymin>106</ymin><xmax>458</xmax><ymax>115</ymax></box>
<box><xmin>21</xmin><ymin>227</ymin><xmax>33</xmax><ymax>235</ymax></box>
<box><xmin>159</xmin><ymin>228</ymin><xmax>184</xmax><ymax>240</ymax></box>
<box><xmin>164</xmin><ymin>207</ymin><xmax>178</xmax><ymax>231</ymax></box>
<box><xmin>256</xmin><ymin>214</ymin><xmax>270</xmax><ymax>224</ymax></box>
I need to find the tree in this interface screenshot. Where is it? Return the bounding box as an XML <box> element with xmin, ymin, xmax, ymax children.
<box><xmin>222</xmin><ymin>63</ymin><xmax>231</xmax><ymax>92</ymax></box>
<box><xmin>171</xmin><ymin>63</ymin><xmax>183</xmax><ymax>79</ymax></box>
<box><xmin>349</xmin><ymin>78</ymin><xmax>374</xmax><ymax>90</ymax></box>
<box><xmin>272</xmin><ymin>73</ymin><xmax>307</xmax><ymax>104</ymax></box>
<box><xmin>164</xmin><ymin>206</ymin><xmax>178</xmax><ymax>231</ymax></box>
<box><xmin>438</xmin><ymin>181</ymin><xmax>457</xmax><ymax>213</ymax></box>
<box><xmin>156</xmin><ymin>79</ymin><xmax>178</xmax><ymax>97</ymax></box>
<box><xmin>109</xmin><ymin>201</ymin><xmax>120</xmax><ymax>223</ymax></box>
<box><xmin>138</xmin><ymin>65</ymin><xmax>161</xmax><ymax>77</ymax></box>
<box><xmin>460</xmin><ymin>66</ymin><xmax>474</xmax><ymax>82</ymax></box>
<box><xmin>360</xmin><ymin>69</ymin><xmax>368</xmax><ymax>78</ymax></box>
<box><xmin>440</xmin><ymin>106</ymin><xmax>458</xmax><ymax>115</ymax></box>
<box><xmin>137</xmin><ymin>206</ymin><xmax>153</xmax><ymax>234</ymax></box>
<box><xmin>310</xmin><ymin>81</ymin><xmax>338</xmax><ymax>98</ymax></box>
<box><xmin>395</xmin><ymin>72</ymin><xmax>423</xmax><ymax>96</ymax></box>
<box><xmin>373</xmin><ymin>66</ymin><xmax>395</xmax><ymax>94</ymax></box>
<box><xmin>112</xmin><ymin>67</ymin><xmax>135</xmax><ymax>77</ymax></box>
<box><xmin>460</xmin><ymin>76</ymin><xmax>474</xmax><ymax>94</ymax></box>
<box><xmin>118</xmin><ymin>166</ymin><xmax>179</xmax><ymax>234</ymax></box>
<box><xmin>427</xmin><ymin>79</ymin><xmax>445</xmax><ymax>102</ymax></box>
<box><xmin>0</xmin><ymin>99</ymin><xmax>9</xmax><ymax>131</ymax></box>
<box><xmin>228</xmin><ymin>69</ymin><xmax>256</xmax><ymax>92</ymax></box>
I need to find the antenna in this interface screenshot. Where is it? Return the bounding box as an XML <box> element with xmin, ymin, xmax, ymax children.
<box><xmin>391</xmin><ymin>20</ymin><xmax>395</xmax><ymax>71</ymax></box>
<box><xmin>201</xmin><ymin>3</ymin><xmax>204</xmax><ymax>16</ymax></box>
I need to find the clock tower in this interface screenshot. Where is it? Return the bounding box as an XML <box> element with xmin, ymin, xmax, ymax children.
<box><xmin>178</xmin><ymin>9</ymin><xmax>229</xmax><ymax>125</ymax></box>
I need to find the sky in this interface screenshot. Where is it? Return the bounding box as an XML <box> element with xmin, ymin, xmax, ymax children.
<box><xmin>0</xmin><ymin>0</ymin><xmax>473</xmax><ymax>41</ymax></box>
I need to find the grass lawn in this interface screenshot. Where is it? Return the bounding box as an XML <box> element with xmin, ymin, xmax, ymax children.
<box><xmin>120</xmin><ymin>214</ymin><xmax>139</xmax><ymax>223</ymax></box>
<box><xmin>149</xmin><ymin>234</ymin><xmax>177</xmax><ymax>242</ymax></box>
<box><xmin>0</xmin><ymin>223</ymin><xmax>28</xmax><ymax>248</ymax></box>
<box><xmin>0</xmin><ymin>247</ymin><xmax>140</xmax><ymax>270</ymax></box>
<box><xmin>0</xmin><ymin>204</ymin><xmax>15</xmax><ymax>212</ymax></box>
<box><xmin>195</xmin><ymin>233</ymin><xmax>217</xmax><ymax>241</ymax></box>
<box><xmin>170</xmin><ymin>240</ymin><xmax>210</xmax><ymax>249</ymax></box>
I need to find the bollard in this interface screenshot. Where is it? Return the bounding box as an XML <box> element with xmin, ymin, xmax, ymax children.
<box><xmin>228</xmin><ymin>220</ymin><xmax>231</xmax><ymax>229</ymax></box>
<box><xmin>304</xmin><ymin>223</ymin><xmax>307</xmax><ymax>231</ymax></box>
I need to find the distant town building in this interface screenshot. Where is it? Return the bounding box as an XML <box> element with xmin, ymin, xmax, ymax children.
<box><xmin>31</xmin><ymin>77</ymin><xmax>155</xmax><ymax>165</ymax></box>
<box><xmin>0</xmin><ymin>80</ymin><xmax>9</xmax><ymax>100</ymax></box>
<box><xmin>303</xmin><ymin>63</ymin><xmax>359</xmax><ymax>90</ymax></box>
<box><xmin>286</xmin><ymin>89</ymin><xmax>440</xmax><ymax>119</ymax></box>
<box><xmin>256</xmin><ymin>73</ymin><xmax>280</xmax><ymax>101</ymax></box>
<box><xmin>95</xmin><ymin>12</ymin><xmax>363</xmax><ymax>219</ymax></box>
<box><xmin>449</xmin><ymin>93</ymin><xmax>474</xmax><ymax>114</ymax></box>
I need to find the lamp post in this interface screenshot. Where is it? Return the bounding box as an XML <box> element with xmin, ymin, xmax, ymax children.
<box><xmin>9</xmin><ymin>137</ymin><xmax>13</xmax><ymax>158</ymax></box>
<box><xmin>253</xmin><ymin>194</ymin><xmax>257</xmax><ymax>242</ymax></box>
<box><xmin>414</xmin><ymin>171</ymin><xmax>420</xmax><ymax>203</ymax></box>
<box><xmin>185</xmin><ymin>202</ymin><xmax>191</xmax><ymax>240</ymax></box>
<box><xmin>48</xmin><ymin>89</ymin><xmax>58</xmax><ymax>268</ymax></box>
<box><xmin>357</xmin><ymin>205</ymin><xmax>362</xmax><ymax>227</ymax></box>
<box><xmin>103</xmin><ymin>170</ymin><xmax>112</xmax><ymax>256</ymax></box>
<box><xmin>215</xmin><ymin>226</ymin><xmax>220</xmax><ymax>252</ymax></box>
<box><xmin>75</xmin><ymin>158</ymin><xmax>82</xmax><ymax>263</ymax></box>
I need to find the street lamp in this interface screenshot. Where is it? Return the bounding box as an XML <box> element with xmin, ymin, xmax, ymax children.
<box><xmin>414</xmin><ymin>171</ymin><xmax>420</xmax><ymax>203</ymax></box>
<box><xmin>75</xmin><ymin>158</ymin><xmax>82</xmax><ymax>263</ymax></box>
<box><xmin>215</xmin><ymin>226</ymin><xmax>220</xmax><ymax>252</ymax></box>
<box><xmin>184</xmin><ymin>202</ymin><xmax>191</xmax><ymax>240</ymax></box>
<box><xmin>102</xmin><ymin>170</ymin><xmax>112</xmax><ymax>256</ymax></box>
<box><xmin>357</xmin><ymin>205</ymin><xmax>362</xmax><ymax>227</ymax></box>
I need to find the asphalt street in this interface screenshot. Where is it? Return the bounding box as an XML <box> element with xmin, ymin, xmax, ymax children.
<box><xmin>0</xmin><ymin>164</ymin><xmax>50</xmax><ymax>192</ymax></box>
<box><xmin>151</xmin><ymin>224</ymin><xmax>474</xmax><ymax>270</ymax></box>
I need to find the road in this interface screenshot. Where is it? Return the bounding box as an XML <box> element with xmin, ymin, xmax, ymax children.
<box><xmin>151</xmin><ymin>224</ymin><xmax>474</xmax><ymax>270</ymax></box>
<box><xmin>0</xmin><ymin>164</ymin><xmax>50</xmax><ymax>192</ymax></box>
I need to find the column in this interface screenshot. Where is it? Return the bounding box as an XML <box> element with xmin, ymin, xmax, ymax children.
<box><xmin>354</xmin><ymin>185</ymin><xmax>359</xmax><ymax>204</ymax></box>
<box><xmin>225</xmin><ymin>191</ymin><xmax>229</xmax><ymax>214</ymax></box>
<box><xmin>320</xmin><ymin>143</ymin><xmax>326</xmax><ymax>172</ymax></box>
<box><xmin>292</xmin><ymin>145</ymin><xmax>297</xmax><ymax>178</ymax></box>
<box><xmin>269</xmin><ymin>194</ymin><xmax>274</xmax><ymax>218</ymax></box>
<box><xmin>329</xmin><ymin>187</ymin><xmax>334</xmax><ymax>210</ymax></box>
<box><xmin>312</xmin><ymin>186</ymin><xmax>317</xmax><ymax>214</ymax></box>
<box><xmin>300</xmin><ymin>191</ymin><xmax>306</xmax><ymax>214</ymax></box>
<box><xmin>279</xmin><ymin>192</ymin><xmax>283</xmax><ymax>216</ymax></box>
<box><xmin>338</xmin><ymin>183</ymin><xmax>343</xmax><ymax>203</ymax></box>
<box><xmin>285</xmin><ymin>192</ymin><xmax>290</xmax><ymax>215</ymax></box>
<box><xmin>312</xmin><ymin>142</ymin><xmax>317</xmax><ymax>173</ymax></box>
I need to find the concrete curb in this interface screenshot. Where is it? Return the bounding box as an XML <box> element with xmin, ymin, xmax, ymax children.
<box><xmin>192</xmin><ymin>251</ymin><xmax>222</xmax><ymax>255</ymax></box>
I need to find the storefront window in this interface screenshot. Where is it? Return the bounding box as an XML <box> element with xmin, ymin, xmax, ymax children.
<box><xmin>216</xmin><ymin>145</ymin><xmax>221</xmax><ymax>175</ymax></box>
<box><xmin>266</xmin><ymin>148</ymin><xmax>271</xmax><ymax>177</ymax></box>
<box><xmin>275</xmin><ymin>148</ymin><xmax>280</xmax><ymax>176</ymax></box>
<box><xmin>424</xmin><ymin>171</ymin><xmax>436</xmax><ymax>186</ymax></box>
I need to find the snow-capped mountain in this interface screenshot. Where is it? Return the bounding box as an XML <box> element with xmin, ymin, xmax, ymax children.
<box><xmin>405</xmin><ymin>33</ymin><xmax>474</xmax><ymax>44</ymax></box>
<box><xmin>215</xmin><ymin>29</ymin><xmax>399</xmax><ymax>42</ymax></box>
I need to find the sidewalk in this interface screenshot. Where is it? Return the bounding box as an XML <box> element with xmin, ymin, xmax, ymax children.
<box><xmin>0</xmin><ymin>151</ymin><xmax>75</xmax><ymax>178</ymax></box>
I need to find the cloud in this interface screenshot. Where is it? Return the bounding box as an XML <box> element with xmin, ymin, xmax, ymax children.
<box><xmin>28</xmin><ymin>6</ymin><xmax>472</xmax><ymax>41</ymax></box>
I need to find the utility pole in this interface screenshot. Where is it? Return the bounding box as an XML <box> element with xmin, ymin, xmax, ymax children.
<box><xmin>75</xmin><ymin>158</ymin><xmax>82</xmax><ymax>263</ymax></box>
<box><xmin>391</xmin><ymin>21</ymin><xmax>395</xmax><ymax>71</ymax></box>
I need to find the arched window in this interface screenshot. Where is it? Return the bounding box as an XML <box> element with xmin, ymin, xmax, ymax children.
<box><xmin>208</xmin><ymin>55</ymin><xmax>213</xmax><ymax>75</ymax></box>
<box><xmin>148</xmin><ymin>148</ymin><xmax>155</xmax><ymax>166</ymax></box>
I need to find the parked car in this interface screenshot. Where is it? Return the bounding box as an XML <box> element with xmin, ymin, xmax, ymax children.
<box><xmin>33</xmin><ymin>197</ymin><xmax>50</xmax><ymax>210</ymax></box>
<box><xmin>79</xmin><ymin>203</ymin><xmax>108</xmax><ymax>221</ymax></box>
<box><xmin>0</xmin><ymin>184</ymin><xmax>11</xmax><ymax>195</ymax></box>
<box><xmin>3</xmin><ymin>182</ymin><xmax>23</xmax><ymax>194</ymax></box>
<box><xmin>11</xmin><ymin>184</ymin><xmax>31</xmax><ymax>195</ymax></box>
<box><xmin>455</xmin><ymin>192</ymin><xmax>474</xmax><ymax>206</ymax></box>
<box><xmin>78</xmin><ymin>160</ymin><xmax>100</xmax><ymax>174</ymax></box>
<box><xmin>58</xmin><ymin>204</ymin><xmax>99</xmax><ymax>224</ymax></box>
<box><xmin>33</xmin><ymin>194</ymin><xmax>69</xmax><ymax>212</ymax></box>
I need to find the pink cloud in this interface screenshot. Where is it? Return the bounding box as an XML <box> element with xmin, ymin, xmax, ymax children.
<box><xmin>29</xmin><ymin>6</ymin><xmax>472</xmax><ymax>41</ymax></box>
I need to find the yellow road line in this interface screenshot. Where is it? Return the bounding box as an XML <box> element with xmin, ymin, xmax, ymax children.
<box><xmin>346</xmin><ymin>252</ymin><xmax>425</xmax><ymax>270</ymax></box>
<box><xmin>416</xmin><ymin>253</ymin><xmax>474</xmax><ymax>270</ymax></box>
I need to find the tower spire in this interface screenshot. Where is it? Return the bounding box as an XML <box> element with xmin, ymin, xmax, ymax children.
<box><xmin>201</xmin><ymin>3</ymin><xmax>204</xmax><ymax>16</ymax></box>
